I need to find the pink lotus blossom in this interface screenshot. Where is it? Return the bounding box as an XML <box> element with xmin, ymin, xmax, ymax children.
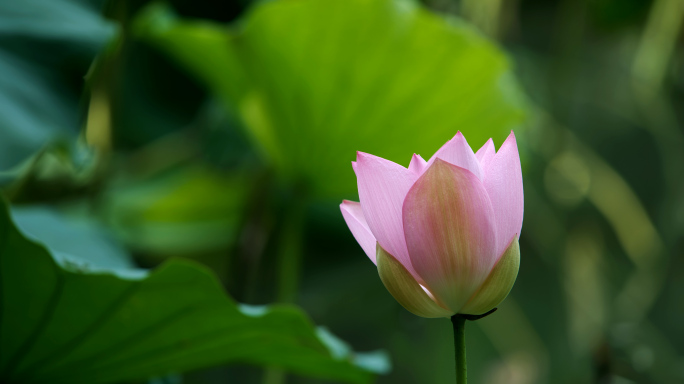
<box><xmin>340</xmin><ymin>131</ymin><xmax>522</xmax><ymax>318</ymax></box>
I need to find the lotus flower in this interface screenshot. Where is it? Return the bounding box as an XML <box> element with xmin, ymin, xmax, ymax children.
<box><xmin>340</xmin><ymin>131</ymin><xmax>523</xmax><ymax>318</ymax></box>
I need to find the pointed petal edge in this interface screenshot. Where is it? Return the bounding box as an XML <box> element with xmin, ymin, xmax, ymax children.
<box><xmin>475</xmin><ymin>138</ymin><xmax>496</xmax><ymax>170</ymax></box>
<box><xmin>354</xmin><ymin>150</ymin><xmax>421</xmax><ymax>280</ymax></box>
<box><xmin>340</xmin><ymin>200</ymin><xmax>377</xmax><ymax>263</ymax></box>
<box><xmin>408</xmin><ymin>154</ymin><xmax>427</xmax><ymax>176</ymax></box>
<box><xmin>428</xmin><ymin>131</ymin><xmax>483</xmax><ymax>180</ymax></box>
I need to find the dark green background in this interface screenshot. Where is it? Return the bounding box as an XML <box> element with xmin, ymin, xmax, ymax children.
<box><xmin>1</xmin><ymin>0</ymin><xmax>683</xmax><ymax>383</ymax></box>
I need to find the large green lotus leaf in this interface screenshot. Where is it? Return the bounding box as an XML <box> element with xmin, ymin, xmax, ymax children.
<box><xmin>135</xmin><ymin>0</ymin><xmax>526</xmax><ymax>197</ymax></box>
<box><xmin>0</xmin><ymin>0</ymin><xmax>115</xmax><ymax>171</ymax></box>
<box><xmin>0</xmin><ymin>198</ymin><xmax>388</xmax><ymax>383</ymax></box>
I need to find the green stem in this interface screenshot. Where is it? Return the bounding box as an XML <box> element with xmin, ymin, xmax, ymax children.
<box><xmin>275</xmin><ymin>193</ymin><xmax>306</xmax><ymax>303</ymax></box>
<box><xmin>263</xmin><ymin>190</ymin><xmax>306</xmax><ymax>384</ymax></box>
<box><xmin>451</xmin><ymin>315</ymin><xmax>467</xmax><ymax>384</ymax></box>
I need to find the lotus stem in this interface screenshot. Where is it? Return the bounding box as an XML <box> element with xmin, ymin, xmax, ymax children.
<box><xmin>452</xmin><ymin>315</ymin><xmax>467</xmax><ymax>384</ymax></box>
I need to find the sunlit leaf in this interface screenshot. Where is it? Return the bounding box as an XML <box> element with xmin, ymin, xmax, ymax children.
<box><xmin>0</xmin><ymin>197</ymin><xmax>388</xmax><ymax>383</ymax></box>
<box><xmin>135</xmin><ymin>0</ymin><xmax>526</xmax><ymax>197</ymax></box>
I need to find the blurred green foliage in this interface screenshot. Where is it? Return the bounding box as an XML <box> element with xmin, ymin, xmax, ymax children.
<box><xmin>101</xmin><ymin>164</ymin><xmax>250</xmax><ymax>255</ymax></box>
<box><xmin>0</xmin><ymin>0</ymin><xmax>115</xmax><ymax>171</ymax></box>
<box><xmin>134</xmin><ymin>0</ymin><xmax>526</xmax><ymax>198</ymax></box>
<box><xmin>1</xmin><ymin>0</ymin><xmax>684</xmax><ymax>383</ymax></box>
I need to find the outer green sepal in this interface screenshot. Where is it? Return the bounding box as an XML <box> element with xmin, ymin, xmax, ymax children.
<box><xmin>460</xmin><ymin>235</ymin><xmax>520</xmax><ymax>315</ymax></box>
<box><xmin>377</xmin><ymin>244</ymin><xmax>453</xmax><ymax>318</ymax></box>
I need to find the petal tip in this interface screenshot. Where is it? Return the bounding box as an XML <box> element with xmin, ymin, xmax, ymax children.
<box><xmin>505</xmin><ymin>131</ymin><xmax>518</xmax><ymax>143</ymax></box>
<box><xmin>451</xmin><ymin>131</ymin><xmax>466</xmax><ymax>142</ymax></box>
<box><xmin>355</xmin><ymin>151</ymin><xmax>380</xmax><ymax>165</ymax></box>
<box><xmin>499</xmin><ymin>131</ymin><xmax>520</xmax><ymax>154</ymax></box>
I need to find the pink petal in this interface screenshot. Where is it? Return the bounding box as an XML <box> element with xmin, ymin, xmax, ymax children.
<box><xmin>354</xmin><ymin>152</ymin><xmax>421</xmax><ymax>279</ymax></box>
<box><xmin>483</xmin><ymin>131</ymin><xmax>524</xmax><ymax>259</ymax></box>
<box><xmin>340</xmin><ymin>200</ymin><xmax>378</xmax><ymax>263</ymax></box>
<box><xmin>408</xmin><ymin>154</ymin><xmax>427</xmax><ymax>176</ymax></box>
<box><xmin>403</xmin><ymin>159</ymin><xmax>497</xmax><ymax>313</ymax></box>
<box><xmin>475</xmin><ymin>138</ymin><xmax>495</xmax><ymax>171</ymax></box>
<box><xmin>428</xmin><ymin>132</ymin><xmax>483</xmax><ymax>180</ymax></box>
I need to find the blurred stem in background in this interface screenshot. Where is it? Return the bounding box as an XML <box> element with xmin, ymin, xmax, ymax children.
<box><xmin>461</xmin><ymin>0</ymin><xmax>503</xmax><ymax>38</ymax></box>
<box><xmin>85</xmin><ymin>86</ymin><xmax>112</xmax><ymax>153</ymax></box>
<box><xmin>227</xmin><ymin>167</ymin><xmax>277</xmax><ymax>302</ymax></box>
<box><xmin>263</xmin><ymin>187</ymin><xmax>307</xmax><ymax>384</ymax></box>
<box><xmin>431</xmin><ymin>0</ymin><xmax>511</xmax><ymax>39</ymax></box>
<box><xmin>530</xmin><ymin>109</ymin><xmax>676</xmax><ymax>380</ymax></box>
<box><xmin>276</xmin><ymin>189</ymin><xmax>307</xmax><ymax>303</ymax></box>
<box><xmin>532</xmin><ymin>109</ymin><xmax>667</xmax><ymax>321</ymax></box>
<box><xmin>632</xmin><ymin>0</ymin><xmax>684</xmax><ymax>96</ymax></box>
<box><xmin>632</xmin><ymin>0</ymin><xmax>684</xmax><ymax>238</ymax></box>
<box><xmin>551</xmin><ymin>0</ymin><xmax>588</xmax><ymax>124</ymax></box>
<box><xmin>86</xmin><ymin>0</ymin><xmax>129</xmax><ymax>157</ymax></box>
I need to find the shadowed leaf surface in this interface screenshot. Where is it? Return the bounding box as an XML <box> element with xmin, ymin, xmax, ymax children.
<box><xmin>0</xmin><ymin>198</ymin><xmax>387</xmax><ymax>384</ymax></box>
<box><xmin>0</xmin><ymin>0</ymin><xmax>115</xmax><ymax>171</ymax></box>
